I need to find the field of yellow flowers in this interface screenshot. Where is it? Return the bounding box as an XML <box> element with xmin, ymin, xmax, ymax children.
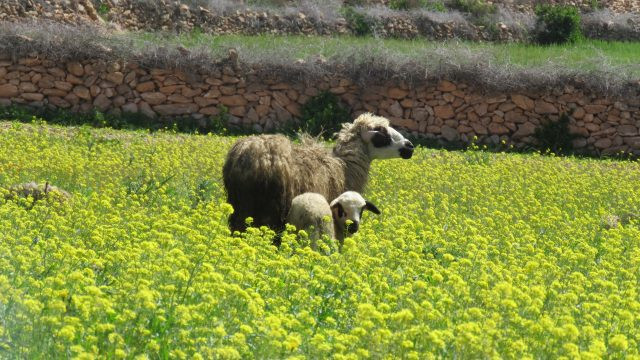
<box><xmin>1</xmin><ymin>120</ymin><xmax>639</xmax><ymax>359</ymax></box>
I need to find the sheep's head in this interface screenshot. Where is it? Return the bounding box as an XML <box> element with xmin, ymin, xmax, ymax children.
<box><xmin>338</xmin><ymin>113</ymin><xmax>414</xmax><ymax>160</ymax></box>
<box><xmin>330</xmin><ymin>191</ymin><xmax>380</xmax><ymax>237</ymax></box>
<box><xmin>361</xmin><ymin>123</ymin><xmax>414</xmax><ymax>160</ymax></box>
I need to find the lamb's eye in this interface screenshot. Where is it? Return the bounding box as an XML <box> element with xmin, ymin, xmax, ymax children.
<box><xmin>338</xmin><ymin>207</ymin><xmax>345</xmax><ymax>217</ymax></box>
<box><xmin>373</xmin><ymin>126</ymin><xmax>384</xmax><ymax>132</ymax></box>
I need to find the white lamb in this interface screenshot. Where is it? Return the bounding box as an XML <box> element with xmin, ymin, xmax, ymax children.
<box><xmin>286</xmin><ymin>191</ymin><xmax>380</xmax><ymax>250</ymax></box>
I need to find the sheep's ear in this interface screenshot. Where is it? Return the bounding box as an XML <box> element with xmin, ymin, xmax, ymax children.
<box><xmin>364</xmin><ymin>201</ymin><xmax>381</xmax><ymax>215</ymax></box>
<box><xmin>331</xmin><ymin>202</ymin><xmax>345</xmax><ymax>218</ymax></box>
<box><xmin>361</xmin><ymin>128</ymin><xmax>377</xmax><ymax>142</ymax></box>
<box><xmin>361</xmin><ymin>127</ymin><xmax>391</xmax><ymax>147</ymax></box>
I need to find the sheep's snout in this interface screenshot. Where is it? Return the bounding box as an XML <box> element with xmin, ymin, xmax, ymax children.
<box><xmin>400</xmin><ymin>140</ymin><xmax>414</xmax><ymax>159</ymax></box>
<box><xmin>347</xmin><ymin>222</ymin><xmax>360</xmax><ymax>234</ymax></box>
<box><xmin>347</xmin><ymin>221</ymin><xmax>359</xmax><ymax>234</ymax></box>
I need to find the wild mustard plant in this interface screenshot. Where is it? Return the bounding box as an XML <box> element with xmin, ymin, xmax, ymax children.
<box><xmin>0</xmin><ymin>121</ymin><xmax>639</xmax><ymax>358</ymax></box>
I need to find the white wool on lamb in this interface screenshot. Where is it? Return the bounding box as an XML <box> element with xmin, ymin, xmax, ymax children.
<box><xmin>286</xmin><ymin>192</ymin><xmax>335</xmax><ymax>250</ymax></box>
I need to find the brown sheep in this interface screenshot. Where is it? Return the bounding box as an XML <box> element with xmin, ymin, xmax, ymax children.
<box><xmin>222</xmin><ymin>113</ymin><xmax>413</xmax><ymax>243</ymax></box>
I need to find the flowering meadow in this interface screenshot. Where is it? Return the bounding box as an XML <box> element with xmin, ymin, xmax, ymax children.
<box><xmin>1</xmin><ymin>120</ymin><xmax>639</xmax><ymax>359</ymax></box>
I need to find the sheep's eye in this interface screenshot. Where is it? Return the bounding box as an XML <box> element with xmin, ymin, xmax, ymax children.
<box><xmin>373</xmin><ymin>126</ymin><xmax>384</xmax><ymax>132</ymax></box>
<box><xmin>338</xmin><ymin>207</ymin><xmax>345</xmax><ymax>218</ymax></box>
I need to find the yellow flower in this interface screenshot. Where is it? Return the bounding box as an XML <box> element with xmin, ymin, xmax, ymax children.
<box><xmin>609</xmin><ymin>334</ymin><xmax>629</xmax><ymax>352</ymax></box>
<box><xmin>57</xmin><ymin>325</ymin><xmax>76</xmax><ymax>342</ymax></box>
<box><xmin>284</xmin><ymin>333</ymin><xmax>302</xmax><ymax>351</ymax></box>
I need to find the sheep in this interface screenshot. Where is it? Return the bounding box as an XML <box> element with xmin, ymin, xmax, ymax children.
<box><xmin>4</xmin><ymin>182</ymin><xmax>71</xmax><ymax>209</ymax></box>
<box><xmin>286</xmin><ymin>191</ymin><xmax>381</xmax><ymax>250</ymax></box>
<box><xmin>223</xmin><ymin>112</ymin><xmax>414</xmax><ymax>243</ymax></box>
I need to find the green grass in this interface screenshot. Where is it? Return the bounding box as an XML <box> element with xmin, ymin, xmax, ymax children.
<box><xmin>1</xmin><ymin>119</ymin><xmax>640</xmax><ymax>358</ymax></box>
<box><xmin>135</xmin><ymin>32</ymin><xmax>640</xmax><ymax>75</ymax></box>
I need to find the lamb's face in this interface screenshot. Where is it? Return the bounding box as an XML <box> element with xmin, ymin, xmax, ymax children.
<box><xmin>362</xmin><ymin>125</ymin><xmax>414</xmax><ymax>160</ymax></box>
<box><xmin>330</xmin><ymin>191</ymin><xmax>381</xmax><ymax>236</ymax></box>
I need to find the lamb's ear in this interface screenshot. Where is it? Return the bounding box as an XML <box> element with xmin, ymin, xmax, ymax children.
<box><xmin>364</xmin><ymin>201</ymin><xmax>381</xmax><ymax>215</ymax></box>
<box><xmin>330</xmin><ymin>201</ymin><xmax>345</xmax><ymax>218</ymax></box>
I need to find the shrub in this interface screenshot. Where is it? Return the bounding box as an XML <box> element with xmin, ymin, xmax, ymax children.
<box><xmin>533</xmin><ymin>112</ymin><xmax>578</xmax><ymax>155</ymax></box>
<box><xmin>534</xmin><ymin>4</ymin><xmax>582</xmax><ymax>45</ymax></box>
<box><xmin>298</xmin><ymin>91</ymin><xmax>351</xmax><ymax>139</ymax></box>
<box><xmin>588</xmin><ymin>0</ymin><xmax>602</xmax><ymax>11</ymax></box>
<box><xmin>245</xmin><ymin>0</ymin><xmax>290</xmax><ymax>6</ymax></box>
<box><xmin>424</xmin><ymin>1</ymin><xmax>447</xmax><ymax>12</ymax></box>
<box><xmin>389</xmin><ymin>0</ymin><xmax>446</xmax><ymax>11</ymax></box>
<box><xmin>341</xmin><ymin>6</ymin><xmax>372</xmax><ymax>36</ymax></box>
<box><xmin>389</xmin><ymin>0</ymin><xmax>413</xmax><ymax>10</ymax></box>
<box><xmin>450</xmin><ymin>0</ymin><xmax>496</xmax><ymax>17</ymax></box>
<box><xmin>95</xmin><ymin>1</ymin><xmax>110</xmax><ymax>16</ymax></box>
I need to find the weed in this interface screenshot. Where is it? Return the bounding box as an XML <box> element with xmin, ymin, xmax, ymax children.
<box><xmin>533</xmin><ymin>112</ymin><xmax>578</xmax><ymax>155</ymax></box>
<box><xmin>341</xmin><ymin>6</ymin><xmax>372</xmax><ymax>36</ymax></box>
<box><xmin>297</xmin><ymin>91</ymin><xmax>351</xmax><ymax>139</ymax></box>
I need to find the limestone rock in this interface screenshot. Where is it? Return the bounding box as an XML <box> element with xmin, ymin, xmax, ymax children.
<box><xmin>511</xmin><ymin>94</ymin><xmax>534</xmax><ymax>111</ymax></box>
<box><xmin>585</xmin><ymin>104</ymin><xmax>607</xmax><ymax>114</ymax></box>
<box><xmin>219</xmin><ymin>95</ymin><xmax>247</xmax><ymax>107</ymax></box>
<box><xmin>594</xmin><ymin>138</ymin><xmax>612</xmax><ymax>149</ymax></box>
<box><xmin>441</xmin><ymin>126</ymin><xmax>458</xmax><ymax>141</ymax></box>
<box><xmin>73</xmin><ymin>86</ymin><xmax>91</xmax><ymax>100</ymax></box>
<box><xmin>389</xmin><ymin>101</ymin><xmax>403</xmax><ymax>118</ymax></box>
<box><xmin>388</xmin><ymin>87</ymin><xmax>408</xmax><ymax>100</ymax></box>
<box><xmin>534</xmin><ymin>101</ymin><xmax>558</xmax><ymax>114</ymax></box>
<box><xmin>617</xmin><ymin>125</ymin><xmax>637</xmax><ymax>137</ymax></box>
<box><xmin>136</xmin><ymin>81</ymin><xmax>155</xmax><ymax>93</ymax></box>
<box><xmin>489</xmin><ymin>123</ymin><xmax>510</xmax><ymax>135</ymax></box>
<box><xmin>437</xmin><ymin>81</ymin><xmax>456</xmax><ymax>92</ymax></box>
<box><xmin>434</xmin><ymin>105</ymin><xmax>454</xmax><ymax>119</ymax></box>
<box><xmin>0</xmin><ymin>84</ymin><xmax>18</xmax><ymax>98</ymax></box>
<box><xmin>513</xmin><ymin>122</ymin><xmax>536</xmax><ymax>138</ymax></box>
<box><xmin>141</xmin><ymin>92</ymin><xmax>167</xmax><ymax>105</ymax></box>
<box><xmin>67</xmin><ymin>62</ymin><xmax>84</xmax><ymax>77</ymax></box>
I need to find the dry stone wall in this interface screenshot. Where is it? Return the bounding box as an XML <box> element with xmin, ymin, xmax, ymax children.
<box><xmin>1</xmin><ymin>56</ymin><xmax>640</xmax><ymax>155</ymax></box>
<box><xmin>2</xmin><ymin>1</ymin><xmax>639</xmax><ymax>41</ymax></box>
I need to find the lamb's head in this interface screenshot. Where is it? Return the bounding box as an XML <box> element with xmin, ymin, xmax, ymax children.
<box><xmin>330</xmin><ymin>191</ymin><xmax>380</xmax><ymax>237</ymax></box>
<box><xmin>337</xmin><ymin>113</ymin><xmax>414</xmax><ymax>160</ymax></box>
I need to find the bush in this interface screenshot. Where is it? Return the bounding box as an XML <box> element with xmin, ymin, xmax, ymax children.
<box><xmin>341</xmin><ymin>6</ymin><xmax>372</xmax><ymax>36</ymax></box>
<box><xmin>533</xmin><ymin>112</ymin><xmax>578</xmax><ymax>155</ymax></box>
<box><xmin>534</xmin><ymin>4</ymin><xmax>582</xmax><ymax>45</ymax></box>
<box><xmin>298</xmin><ymin>91</ymin><xmax>351</xmax><ymax>139</ymax></box>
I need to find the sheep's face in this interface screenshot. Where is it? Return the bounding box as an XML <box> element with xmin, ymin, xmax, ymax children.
<box><xmin>330</xmin><ymin>191</ymin><xmax>381</xmax><ymax>236</ymax></box>
<box><xmin>361</xmin><ymin>125</ymin><xmax>414</xmax><ymax>160</ymax></box>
